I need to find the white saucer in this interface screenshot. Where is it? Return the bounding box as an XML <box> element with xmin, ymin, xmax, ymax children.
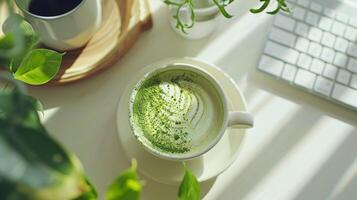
<box><xmin>116</xmin><ymin>58</ymin><xmax>248</xmax><ymax>185</ymax></box>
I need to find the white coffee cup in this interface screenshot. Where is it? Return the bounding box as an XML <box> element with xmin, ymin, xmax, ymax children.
<box><xmin>15</xmin><ymin>0</ymin><xmax>102</xmax><ymax>51</ymax></box>
<box><xmin>128</xmin><ymin>58</ymin><xmax>254</xmax><ymax>161</ymax></box>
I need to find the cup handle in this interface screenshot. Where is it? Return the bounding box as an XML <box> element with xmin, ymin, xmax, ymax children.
<box><xmin>228</xmin><ymin>111</ymin><xmax>254</xmax><ymax>129</ymax></box>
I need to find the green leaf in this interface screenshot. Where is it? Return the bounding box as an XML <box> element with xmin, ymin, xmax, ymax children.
<box><xmin>2</xmin><ymin>14</ymin><xmax>39</xmax><ymax>46</ymax></box>
<box><xmin>106</xmin><ymin>160</ymin><xmax>142</xmax><ymax>200</ymax></box>
<box><xmin>0</xmin><ymin>34</ymin><xmax>15</xmax><ymax>70</ymax></box>
<box><xmin>3</xmin><ymin>14</ymin><xmax>39</xmax><ymax>72</ymax></box>
<box><xmin>0</xmin><ymin>34</ymin><xmax>14</xmax><ymax>49</ymax></box>
<box><xmin>14</xmin><ymin>49</ymin><xmax>62</xmax><ymax>85</ymax></box>
<box><xmin>178</xmin><ymin>164</ymin><xmax>200</xmax><ymax>200</ymax></box>
<box><xmin>73</xmin><ymin>177</ymin><xmax>98</xmax><ymax>200</ymax></box>
<box><xmin>0</xmin><ymin>77</ymin><xmax>39</xmax><ymax>129</ymax></box>
<box><xmin>0</xmin><ymin>179</ymin><xmax>31</xmax><ymax>200</ymax></box>
<box><xmin>25</xmin><ymin>95</ymin><xmax>44</xmax><ymax>113</ymax></box>
<box><xmin>0</xmin><ymin>14</ymin><xmax>26</xmax><ymax>59</ymax></box>
<box><xmin>0</xmin><ymin>85</ymin><xmax>91</xmax><ymax>200</ymax></box>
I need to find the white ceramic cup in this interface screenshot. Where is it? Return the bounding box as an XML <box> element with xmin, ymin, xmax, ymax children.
<box><xmin>169</xmin><ymin>0</ymin><xmax>220</xmax><ymax>39</ymax></box>
<box><xmin>128</xmin><ymin>59</ymin><xmax>254</xmax><ymax>161</ymax></box>
<box><xmin>15</xmin><ymin>0</ymin><xmax>102</xmax><ymax>51</ymax></box>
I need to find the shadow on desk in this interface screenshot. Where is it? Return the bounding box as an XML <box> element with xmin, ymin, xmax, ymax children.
<box><xmin>210</xmin><ymin>69</ymin><xmax>357</xmax><ymax>200</ymax></box>
<box><xmin>249</xmin><ymin>71</ymin><xmax>357</xmax><ymax>126</ymax></box>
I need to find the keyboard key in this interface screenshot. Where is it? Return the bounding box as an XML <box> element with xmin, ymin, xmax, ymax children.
<box><xmin>297</xmin><ymin>0</ymin><xmax>309</xmax><ymax>7</ymax></box>
<box><xmin>337</xmin><ymin>69</ymin><xmax>351</xmax><ymax>85</ymax></box>
<box><xmin>349</xmin><ymin>17</ymin><xmax>357</xmax><ymax>28</ymax></box>
<box><xmin>264</xmin><ymin>41</ymin><xmax>299</xmax><ymax>64</ymax></box>
<box><xmin>351</xmin><ymin>75</ymin><xmax>357</xmax><ymax>89</ymax></box>
<box><xmin>308</xmin><ymin>27</ymin><xmax>322</xmax><ymax>42</ymax></box>
<box><xmin>344</xmin><ymin>27</ymin><xmax>357</xmax><ymax>41</ymax></box>
<box><xmin>297</xmin><ymin>53</ymin><xmax>312</xmax><ymax>69</ymax></box>
<box><xmin>306</xmin><ymin>12</ymin><xmax>319</xmax><ymax>26</ymax></box>
<box><xmin>334</xmin><ymin>38</ymin><xmax>349</xmax><ymax>53</ymax></box>
<box><xmin>318</xmin><ymin>17</ymin><xmax>333</xmax><ymax>31</ymax></box>
<box><xmin>336</xmin><ymin>13</ymin><xmax>349</xmax><ymax>23</ymax></box>
<box><xmin>258</xmin><ymin>55</ymin><xmax>284</xmax><ymax>76</ymax></box>
<box><xmin>332</xmin><ymin>21</ymin><xmax>346</xmax><ymax>36</ymax></box>
<box><xmin>347</xmin><ymin>42</ymin><xmax>357</xmax><ymax>58</ymax></box>
<box><xmin>295</xmin><ymin>37</ymin><xmax>310</xmax><ymax>52</ymax></box>
<box><xmin>314</xmin><ymin>76</ymin><xmax>334</xmax><ymax>96</ymax></box>
<box><xmin>323</xmin><ymin>8</ymin><xmax>336</xmax><ymax>18</ymax></box>
<box><xmin>321</xmin><ymin>32</ymin><xmax>336</xmax><ymax>47</ymax></box>
<box><xmin>323</xmin><ymin>64</ymin><xmax>338</xmax><ymax>79</ymax></box>
<box><xmin>275</xmin><ymin>15</ymin><xmax>296</xmax><ymax>31</ymax></box>
<box><xmin>295</xmin><ymin>22</ymin><xmax>309</xmax><ymax>37</ymax></box>
<box><xmin>321</xmin><ymin>47</ymin><xmax>335</xmax><ymax>63</ymax></box>
<box><xmin>270</xmin><ymin>27</ymin><xmax>296</xmax><ymax>47</ymax></box>
<box><xmin>333</xmin><ymin>52</ymin><xmax>348</xmax><ymax>68</ymax></box>
<box><xmin>310</xmin><ymin>2</ymin><xmax>322</xmax><ymax>13</ymax></box>
<box><xmin>310</xmin><ymin>58</ymin><xmax>325</xmax><ymax>74</ymax></box>
<box><xmin>292</xmin><ymin>6</ymin><xmax>306</xmax><ymax>20</ymax></box>
<box><xmin>347</xmin><ymin>58</ymin><xmax>357</xmax><ymax>73</ymax></box>
<box><xmin>282</xmin><ymin>64</ymin><xmax>297</xmax><ymax>82</ymax></box>
<box><xmin>294</xmin><ymin>69</ymin><xmax>316</xmax><ymax>89</ymax></box>
<box><xmin>332</xmin><ymin>83</ymin><xmax>357</xmax><ymax>108</ymax></box>
<box><xmin>308</xmin><ymin>42</ymin><xmax>322</xmax><ymax>57</ymax></box>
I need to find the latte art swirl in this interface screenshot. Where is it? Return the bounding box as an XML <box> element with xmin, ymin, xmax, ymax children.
<box><xmin>159</xmin><ymin>81</ymin><xmax>204</xmax><ymax>129</ymax></box>
<box><xmin>130</xmin><ymin>69</ymin><xmax>224</xmax><ymax>154</ymax></box>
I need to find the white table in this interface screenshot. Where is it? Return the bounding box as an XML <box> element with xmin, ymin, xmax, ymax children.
<box><xmin>29</xmin><ymin>0</ymin><xmax>357</xmax><ymax>199</ymax></box>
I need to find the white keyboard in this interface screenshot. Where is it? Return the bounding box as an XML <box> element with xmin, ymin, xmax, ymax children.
<box><xmin>258</xmin><ymin>0</ymin><xmax>357</xmax><ymax>111</ymax></box>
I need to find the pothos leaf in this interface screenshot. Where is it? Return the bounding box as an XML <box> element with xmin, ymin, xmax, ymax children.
<box><xmin>178</xmin><ymin>164</ymin><xmax>200</xmax><ymax>200</ymax></box>
<box><xmin>0</xmin><ymin>76</ymin><xmax>40</xmax><ymax>129</ymax></box>
<box><xmin>2</xmin><ymin>14</ymin><xmax>40</xmax><ymax>72</ymax></box>
<box><xmin>0</xmin><ymin>84</ymin><xmax>90</xmax><ymax>200</ymax></box>
<box><xmin>0</xmin><ymin>14</ymin><xmax>27</xmax><ymax>60</ymax></box>
<box><xmin>106</xmin><ymin>160</ymin><xmax>142</xmax><ymax>200</ymax></box>
<box><xmin>22</xmin><ymin>95</ymin><xmax>43</xmax><ymax>111</ymax></box>
<box><xmin>0</xmin><ymin>34</ymin><xmax>15</xmax><ymax>70</ymax></box>
<box><xmin>72</xmin><ymin>177</ymin><xmax>98</xmax><ymax>200</ymax></box>
<box><xmin>0</xmin><ymin>34</ymin><xmax>14</xmax><ymax>50</ymax></box>
<box><xmin>14</xmin><ymin>49</ymin><xmax>62</xmax><ymax>85</ymax></box>
<box><xmin>2</xmin><ymin>14</ymin><xmax>39</xmax><ymax>48</ymax></box>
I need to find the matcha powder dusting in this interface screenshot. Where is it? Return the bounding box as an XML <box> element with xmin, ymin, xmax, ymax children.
<box><xmin>131</xmin><ymin>72</ymin><xmax>205</xmax><ymax>154</ymax></box>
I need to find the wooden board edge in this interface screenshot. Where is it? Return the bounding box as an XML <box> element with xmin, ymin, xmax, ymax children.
<box><xmin>46</xmin><ymin>0</ymin><xmax>153</xmax><ymax>86</ymax></box>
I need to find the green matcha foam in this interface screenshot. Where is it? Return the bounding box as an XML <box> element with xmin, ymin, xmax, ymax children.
<box><xmin>129</xmin><ymin>69</ymin><xmax>224</xmax><ymax>155</ymax></box>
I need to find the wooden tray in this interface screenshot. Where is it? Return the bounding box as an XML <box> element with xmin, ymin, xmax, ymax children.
<box><xmin>0</xmin><ymin>0</ymin><xmax>152</xmax><ymax>86</ymax></box>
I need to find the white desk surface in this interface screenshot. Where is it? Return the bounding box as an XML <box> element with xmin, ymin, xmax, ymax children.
<box><xmin>29</xmin><ymin>0</ymin><xmax>357</xmax><ymax>199</ymax></box>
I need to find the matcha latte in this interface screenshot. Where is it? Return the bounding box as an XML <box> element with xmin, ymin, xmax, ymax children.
<box><xmin>129</xmin><ymin>67</ymin><xmax>225</xmax><ymax>157</ymax></box>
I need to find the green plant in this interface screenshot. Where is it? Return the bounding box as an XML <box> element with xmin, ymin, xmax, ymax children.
<box><xmin>178</xmin><ymin>164</ymin><xmax>200</xmax><ymax>200</ymax></box>
<box><xmin>0</xmin><ymin>1</ymin><xmax>201</xmax><ymax>199</ymax></box>
<box><xmin>164</xmin><ymin>0</ymin><xmax>290</xmax><ymax>33</ymax></box>
<box><xmin>0</xmin><ymin>1</ymin><xmax>62</xmax><ymax>85</ymax></box>
<box><xmin>0</xmin><ymin>76</ymin><xmax>201</xmax><ymax>200</ymax></box>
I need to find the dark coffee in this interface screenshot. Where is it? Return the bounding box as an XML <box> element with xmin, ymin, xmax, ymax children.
<box><xmin>28</xmin><ymin>0</ymin><xmax>83</xmax><ymax>17</ymax></box>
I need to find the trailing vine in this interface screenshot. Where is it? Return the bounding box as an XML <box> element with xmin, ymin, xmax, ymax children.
<box><xmin>164</xmin><ymin>0</ymin><xmax>290</xmax><ymax>33</ymax></box>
